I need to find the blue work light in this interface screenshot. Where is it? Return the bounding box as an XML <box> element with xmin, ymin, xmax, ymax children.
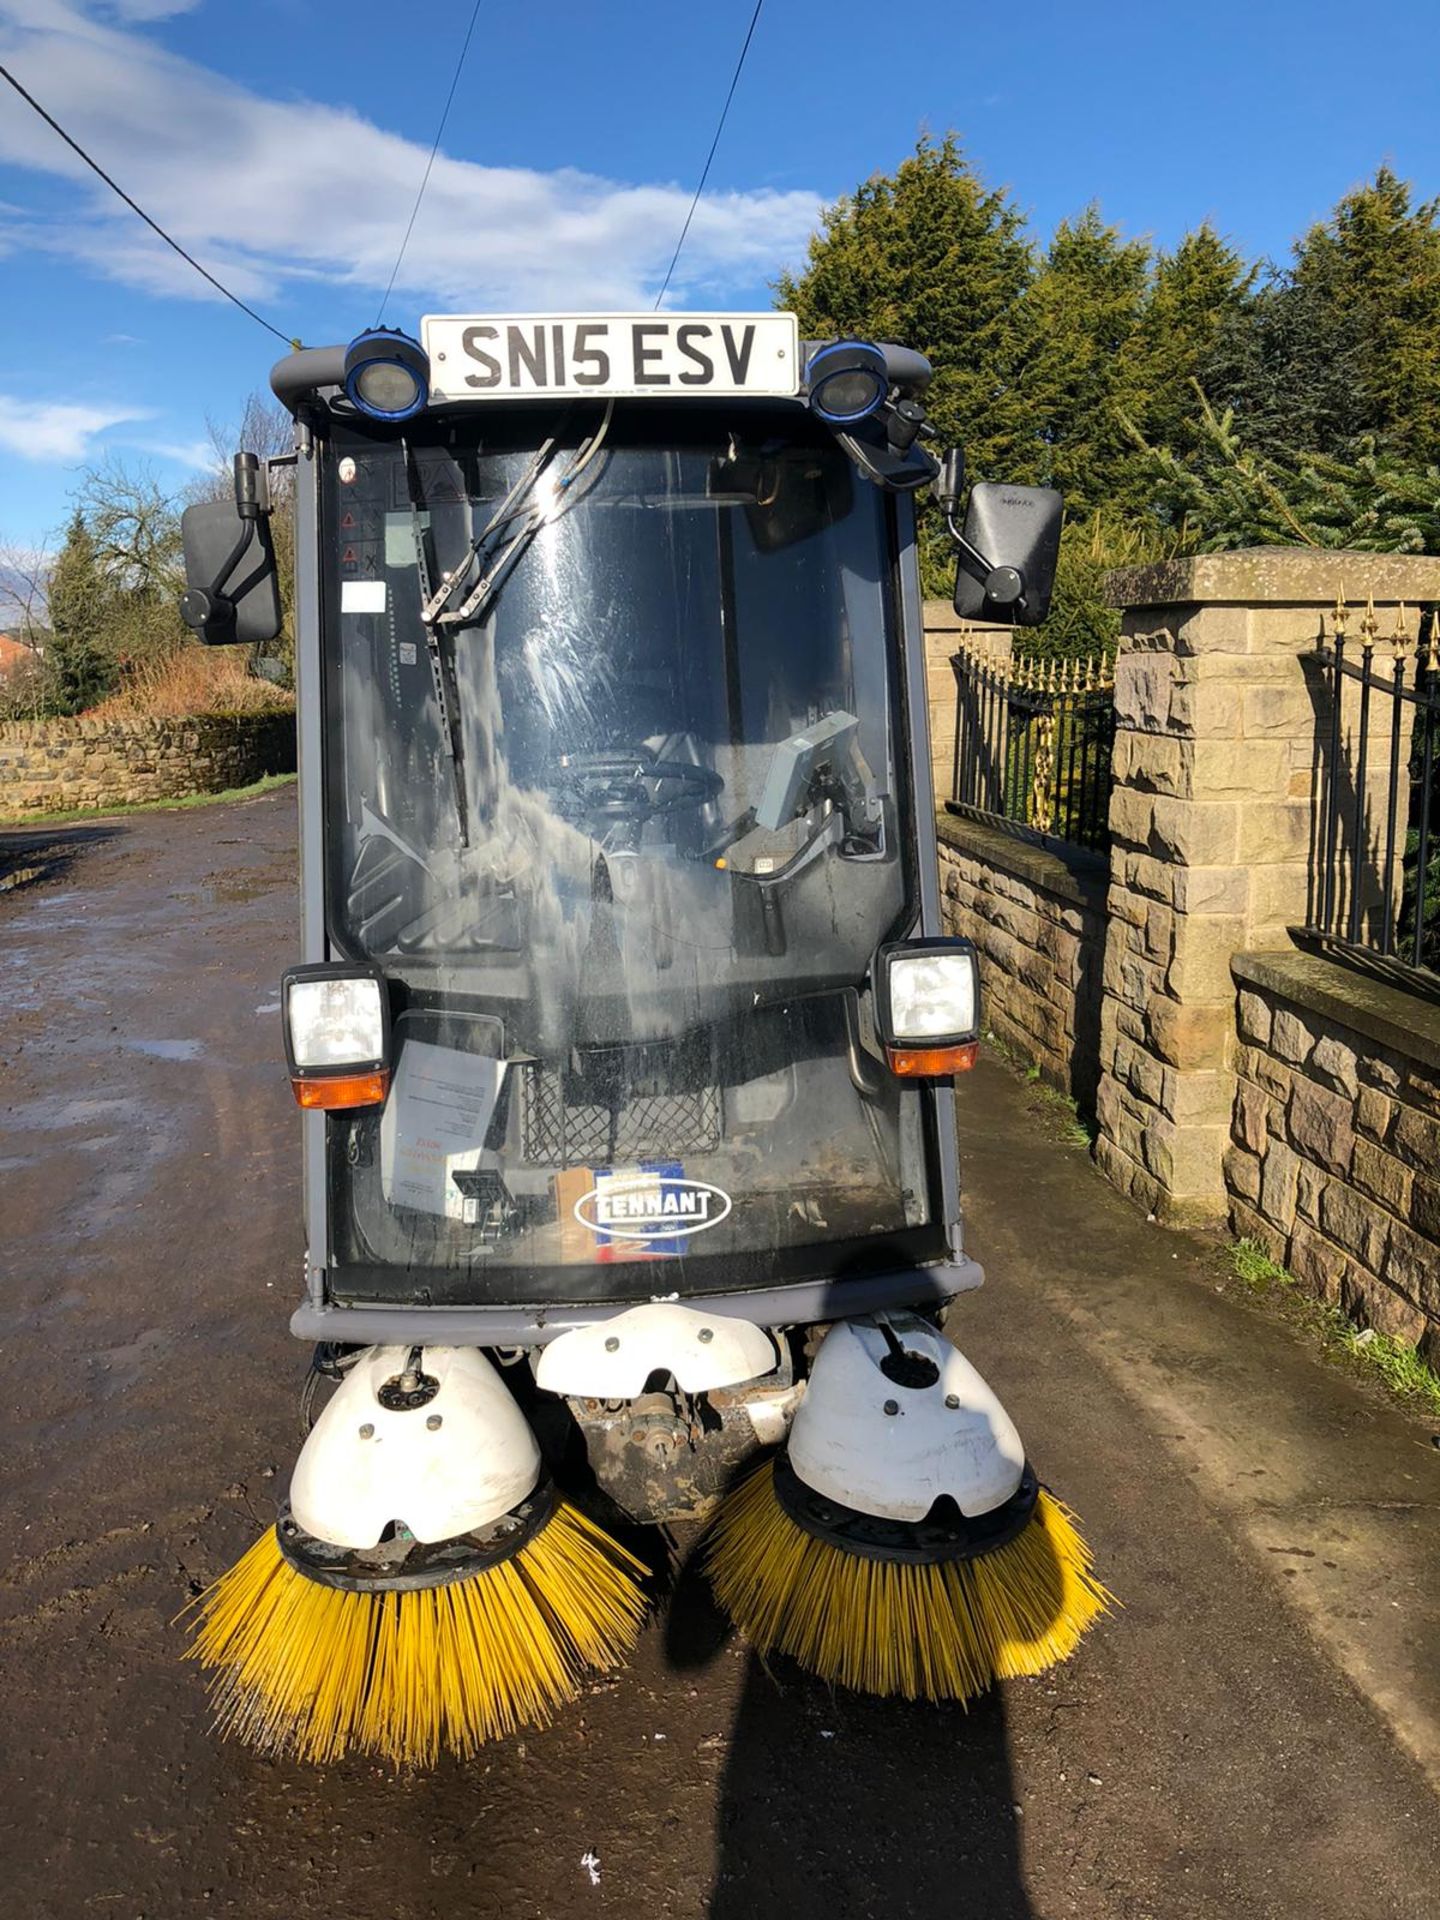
<box><xmin>805</xmin><ymin>340</ymin><xmax>889</xmax><ymax>426</ymax></box>
<box><xmin>343</xmin><ymin>328</ymin><xmax>430</xmax><ymax>422</ymax></box>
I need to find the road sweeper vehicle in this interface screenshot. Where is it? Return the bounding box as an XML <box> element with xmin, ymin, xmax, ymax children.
<box><xmin>178</xmin><ymin>312</ymin><xmax>1109</xmax><ymax>1765</ymax></box>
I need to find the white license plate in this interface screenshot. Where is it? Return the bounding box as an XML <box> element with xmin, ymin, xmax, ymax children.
<box><xmin>422</xmin><ymin>312</ymin><xmax>799</xmax><ymax>403</ymax></box>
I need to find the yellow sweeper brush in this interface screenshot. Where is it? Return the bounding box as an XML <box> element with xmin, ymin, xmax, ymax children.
<box><xmin>703</xmin><ymin>1315</ymin><xmax>1112</xmax><ymax>1704</ymax></box>
<box><xmin>182</xmin><ymin>1344</ymin><xmax>648</xmax><ymax>1766</ymax></box>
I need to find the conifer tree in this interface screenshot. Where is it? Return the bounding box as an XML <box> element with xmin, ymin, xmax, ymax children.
<box><xmin>45</xmin><ymin>510</ymin><xmax>115</xmax><ymax>714</ymax></box>
<box><xmin>1292</xmin><ymin>167</ymin><xmax>1440</xmax><ymax>459</ymax></box>
<box><xmin>1018</xmin><ymin>207</ymin><xmax>1151</xmax><ymax>516</ymax></box>
<box><xmin>1202</xmin><ymin>270</ymin><xmax>1369</xmax><ymax>461</ymax></box>
<box><xmin>1206</xmin><ymin>170</ymin><xmax>1440</xmax><ymax>464</ymax></box>
<box><xmin>1131</xmin><ymin>388</ymin><xmax>1440</xmax><ymax>552</ymax></box>
<box><xmin>1128</xmin><ymin>226</ymin><xmax>1254</xmax><ymax>475</ymax></box>
<box><xmin>777</xmin><ymin>134</ymin><xmax>1038</xmax><ymax>483</ymax></box>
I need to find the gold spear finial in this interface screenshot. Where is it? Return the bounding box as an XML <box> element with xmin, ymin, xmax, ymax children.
<box><xmin>1361</xmin><ymin>593</ymin><xmax>1379</xmax><ymax>644</ymax></box>
<box><xmin>1394</xmin><ymin>601</ymin><xmax>1411</xmax><ymax>662</ymax></box>
<box><xmin>1333</xmin><ymin>587</ymin><xmax>1349</xmax><ymax>637</ymax></box>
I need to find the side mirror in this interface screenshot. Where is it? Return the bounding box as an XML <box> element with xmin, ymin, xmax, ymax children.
<box><xmin>952</xmin><ymin>482</ymin><xmax>1063</xmax><ymax>628</ymax></box>
<box><xmin>179</xmin><ymin>453</ymin><xmax>282</xmax><ymax>645</ymax></box>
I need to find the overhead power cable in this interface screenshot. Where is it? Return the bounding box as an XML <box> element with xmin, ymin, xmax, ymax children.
<box><xmin>376</xmin><ymin>0</ymin><xmax>484</xmax><ymax>324</ymax></box>
<box><xmin>653</xmin><ymin>0</ymin><xmax>766</xmax><ymax>311</ymax></box>
<box><xmin>0</xmin><ymin>61</ymin><xmax>298</xmax><ymax>348</ymax></box>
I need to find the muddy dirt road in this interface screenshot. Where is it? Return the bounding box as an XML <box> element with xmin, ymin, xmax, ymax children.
<box><xmin>3</xmin><ymin>789</ymin><xmax>1438</xmax><ymax>1919</ymax></box>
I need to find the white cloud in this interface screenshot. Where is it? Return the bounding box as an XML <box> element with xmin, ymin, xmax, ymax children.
<box><xmin>103</xmin><ymin>1</ymin><xmax>201</xmax><ymax>18</ymax></box>
<box><xmin>0</xmin><ymin>392</ymin><xmax>148</xmax><ymax>461</ymax></box>
<box><xmin>126</xmin><ymin>433</ymin><xmax>212</xmax><ymax>469</ymax></box>
<box><xmin>0</xmin><ymin>2</ymin><xmax>821</xmax><ymax>315</ymax></box>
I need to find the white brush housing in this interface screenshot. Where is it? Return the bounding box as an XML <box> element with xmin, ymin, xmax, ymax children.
<box><xmin>787</xmin><ymin>1315</ymin><xmax>1026</xmax><ymax>1522</ymax></box>
<box><xmin>289</xmin><ymin>1344</ymin><xmax>541</xmax><ymax>1550</ymax></box>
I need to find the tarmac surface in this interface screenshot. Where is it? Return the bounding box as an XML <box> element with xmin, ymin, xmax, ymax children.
<box><xmin>2</xmin><ymin>785</ymin><xmax>1438</xmax><ymax>1920</ymax></box>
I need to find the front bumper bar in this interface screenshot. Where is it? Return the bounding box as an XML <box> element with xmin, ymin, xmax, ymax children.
<box><xmin>288</xmin><ymin>1256</ymin><xmax>983</xmax><ymax>1348</ymax></box>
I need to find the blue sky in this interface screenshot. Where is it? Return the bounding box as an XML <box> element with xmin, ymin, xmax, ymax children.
<box><xmin>1</xmin><ymin>0</ymin><xmax>1437</xmax><ymax>554</ymax></box>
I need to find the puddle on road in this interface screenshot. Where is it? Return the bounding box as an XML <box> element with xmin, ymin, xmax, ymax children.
<box><xmin>11</xmin><ymin>1095</ymin><xmax>139</xmax><ymax>1132</ymax></box>
<box><xmin>124</xmin><ymin>1038</ymin><xmax>204</xmax><ymax>1063</ymax></box>
<box><xmin>7</xmin><ymin>888</ymin><xmax>95</xmax><ymax>933</ymax></box>
<box><xmin>189</xmin><ymin>862</ymin><xmax>293</xmax><ymax>907</ymax></box>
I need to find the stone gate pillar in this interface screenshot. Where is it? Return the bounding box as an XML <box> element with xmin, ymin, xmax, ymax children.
<box><xmin>921</xmin><ymin>603</ymin><xmax>1012</xmax><ymax>805</ymax></box>
<box><xmin>1093</xmin><ymin>550</ymin><xmax>1440</xmax><ymax>1225</ymax></box>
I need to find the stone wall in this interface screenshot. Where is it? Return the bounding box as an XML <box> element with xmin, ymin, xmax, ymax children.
<box><xmin>1093</xmin><ymin>550</ymin><xmax>1440</xmax><ymax>1227</ymax></box>
<box><xmin>0</xmin><ymin>710</ymin><xmax>295</xmax><ymax>817</ymax></box>
<box><xmin>1226</xmin><ymin>950</ymin><xmax>1440</xmax><ymax>1364</ymax></box>
<box><xmin>938</xmin><ymin>811</ymin><xmax>1109</xmax><ymax>1111</ymax></box>
<box><xmin>935</xmin><ymin>547</ymin><xmax>1440</xmax><ymax>1359</ymax></box>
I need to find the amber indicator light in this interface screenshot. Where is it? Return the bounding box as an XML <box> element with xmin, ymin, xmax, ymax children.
<box><xmin>885</xmin><ymin>1042</ymin><xmax>980</xmax><ymax>1078</ymax></box>
<box><xmin>290</xmin><ymin>1069</ymin><xmax>391</xmax><ymax>1110</ymax></box>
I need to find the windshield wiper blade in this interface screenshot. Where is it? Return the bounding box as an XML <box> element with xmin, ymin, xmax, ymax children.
<box><xmin>427</xmin><ymin>402</ymin><xmax>614</xmax><ymax>632</ymax></box>
<box><xmin>399</xmin><ymin>405</ymin><xmax>614</xmax><ymax>847</ymax></box>
<box><xmin>402</xmin><ymin>439</ymin><xmax>470</xmax><ymax>847</ymax></box>
<box><xmin>419</xmin><ymin>434</ymin><xmax>559</xmax><ymax>629</ymax></box>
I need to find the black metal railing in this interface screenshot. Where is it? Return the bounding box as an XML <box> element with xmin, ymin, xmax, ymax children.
<box><xmin>947</xmin><ymin>646</ymin><xmax>1116</xmax><ymax>854</ymax></box>
<box><xmin>1304</xmin><ymin>601</ymin><xmax>1440</xmax><ymax>987</ymax></box>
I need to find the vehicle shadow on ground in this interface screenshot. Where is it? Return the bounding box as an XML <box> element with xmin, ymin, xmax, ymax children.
<box><xmin>0</xmin><ymin>822</ymin><xmax>116</xmax><ymax>892</ymax></box>
<box><xmin>664</xmin><ymin>1557</ymin><xmax>1036</xmax><ymax>1920</ymax></box>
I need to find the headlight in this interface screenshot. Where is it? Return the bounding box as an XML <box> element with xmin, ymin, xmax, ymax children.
<box><xmin>343</xmin><ymin>327</ymin><xmax>430</xmax><ymax>422</ymax></box>
<box><xmin>282</xmin><ymin>965</ymin><xmax>391</xmax><ymax>1108</ymax></box>
<box><xmin>874</xmin><ymin>938</ymin><xmax>981</xmax><ymax>1078</ymax></box>
<box><xmin>806</xmin><ymin>341</ymin><xmax>888</xmax><ymax>426</ymax></box>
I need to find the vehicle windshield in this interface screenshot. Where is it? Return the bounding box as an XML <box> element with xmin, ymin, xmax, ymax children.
<box><xmin>320</xmin><ymin>406</ymin><xmax>941</xmax><ymax>1302</ymax></box>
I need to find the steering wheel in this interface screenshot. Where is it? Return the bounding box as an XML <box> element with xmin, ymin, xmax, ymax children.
<box><xmin>551</xmin><ymin>749</ymin><xmax>724</xmax><ymax>824</ymax></box>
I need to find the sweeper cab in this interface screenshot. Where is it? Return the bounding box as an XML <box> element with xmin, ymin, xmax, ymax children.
<box><xmin>178</xmin><ymin>314</ymin><xmax>1107</xmax><ymax>1765</ymax></box>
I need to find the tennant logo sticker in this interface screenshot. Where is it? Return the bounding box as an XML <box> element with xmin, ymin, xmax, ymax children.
<box><xmin>574</xmin><ymin>1177</ymin><xmax>732</xmax><ymax>1243</ymax></box>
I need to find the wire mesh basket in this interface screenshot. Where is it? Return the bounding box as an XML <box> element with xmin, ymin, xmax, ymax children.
<box><xmin>519</xmin><ymin>1064</ymin><xmax>722</xmax><ymax>1165</ymax></box>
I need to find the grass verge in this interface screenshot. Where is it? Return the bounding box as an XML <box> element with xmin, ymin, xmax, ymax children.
<box><xmin>983</xmin><ymin>1027</ymin><xmax>1098</xmax><ymax>1149</ymax></box>
<box><xmin>1229</xmin><ymin>1238</ymin><xmax>1440</xmax><ymax>1420</ymax></box>
<box><xmin>981</xmin><ymin>1023</ymin><xmax>1439</xmax><ymax>1424</ymax></box>
<box><xmin>0</xmin><ymin>771</ymin><xmax>295</xmax><ymax>831</ymax></box>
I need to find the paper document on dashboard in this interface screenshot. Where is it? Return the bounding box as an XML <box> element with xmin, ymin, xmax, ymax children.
<box><xmin>379</xmin><ymin>1040</ymin><xmax>507</xmax><ymax>1222</ymax></box>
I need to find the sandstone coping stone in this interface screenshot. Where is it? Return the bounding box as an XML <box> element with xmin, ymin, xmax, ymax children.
<box><xmin>1230</xmin><ymin>950</ymin><xmax>1440</xmax><ymax>1077</ymax></box>
<box><xmin>937</xmin><ymin>810</ymin><xmax>1107</xmax><ymax>911</ymax></box>
<box><xmin>1106</xmin><ymin>548</ymin><xmax>1440</xmax><ymax>613</ymax></box>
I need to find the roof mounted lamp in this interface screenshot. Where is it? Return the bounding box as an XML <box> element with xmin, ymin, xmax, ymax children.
<box><xmin>343</xmin><ymin>327</ymin><xmax>430</xmax><ymax>422</ymax></box>
<box><xmin>805</xmin><ymin>340</ymin><xmax>939</xmax><ymax>493</ymax></box>
<box><xmin>806</xmin><ymin>341</ymin><xmax>890</xmax><ymax>427</ymax></box>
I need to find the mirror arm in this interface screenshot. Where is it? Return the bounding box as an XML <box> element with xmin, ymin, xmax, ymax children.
<box><xmin>955</xmin><ymin>533</ymin><xmax>1001</xmax><ymax>582</ymax></box>
<box><xmin>949</xmin><ymin>515</ymin><xmax>1028</xmax><ymax>613</ymax></box>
